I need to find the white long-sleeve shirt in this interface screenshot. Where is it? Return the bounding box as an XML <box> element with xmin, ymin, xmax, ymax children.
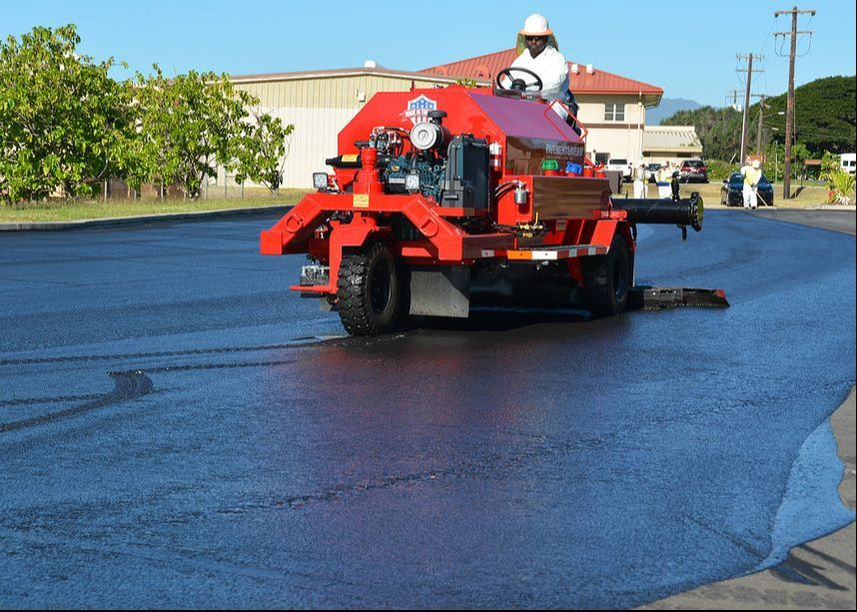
<box><xmin>507</xmin><ymin>46</ymin><xmax>570</xmax><ymax>102</ymax></box>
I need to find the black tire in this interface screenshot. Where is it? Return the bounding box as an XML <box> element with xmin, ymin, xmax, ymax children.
<box><xmin>337</xmin><ymin>242</ymin><xmax>402</xmax><ymax>336</ymax></box>
<box><xmin>581</xmin><ymin>233</ymin><xmax>632</xmax><ymax>317</ymax></box>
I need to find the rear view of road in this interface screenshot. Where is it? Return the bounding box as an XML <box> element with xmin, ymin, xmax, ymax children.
<box><xmin>0</xmin><ymin>211</ymin><xmax>853</xmax><ymax>608</ymax></box>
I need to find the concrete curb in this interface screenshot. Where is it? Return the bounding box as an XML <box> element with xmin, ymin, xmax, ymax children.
<box><xmin>0</xmin><ymin>204</ymin><xmax>294</xmax><ymax>232</ymax></box>
<box><xmin>641</xmin><ymin>387</ymin><xmax>855</xmax><ymax>610</ymax></box>
<box><xmin>705</xmin><ymin>204</ymin><xmax>856</xmax><ymax>211</ymax></box>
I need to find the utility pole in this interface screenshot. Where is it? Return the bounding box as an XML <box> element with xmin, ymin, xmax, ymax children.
<box><xmin>725</xmin><ymin>89</ymin><xmax>742</xmax><ymax>111</ymax></box>
<box><xmin>737</xmin><ymin>54</ymin><xmax>764</xmax><ymax>165</ymax></box>
<box><xmin>775</xmin><ymin>6</ymin><xmax>815</xmax><ymax>199</ymax></box>
<box><xmin>752</xmin><ymin>94</ymin><xmax>767</xmax><ymax>154</ymax></box>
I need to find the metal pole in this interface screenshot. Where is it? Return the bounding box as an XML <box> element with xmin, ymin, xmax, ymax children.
<box><xmin>775</xmin><ymin>6</ymin><xmax>815</xmax><ymax>199</ymax></box>
<box><xmin>739</xmin><ymin>54</ymin><xmax>754</xmax><ymax>165</ymax></box>
<box><xmin>783</xmin><ymin>9</ymin><xmax>797</xmax><ymax>199</ymax></box>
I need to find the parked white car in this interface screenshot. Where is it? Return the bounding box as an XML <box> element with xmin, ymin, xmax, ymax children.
<box><xmin>605</xmin><ymin>158</ymin><xmax>633</xmax><ymax>182</ymax></box>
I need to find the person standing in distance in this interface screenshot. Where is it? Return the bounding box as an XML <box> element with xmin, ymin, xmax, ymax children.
<box><xmin>741</xmin><ymin>158</ymin><xmax>762</xmax><ymax>209</ymax></box>
<box><xmin>633</xmin><ymin>162</ymin><xmax>647</xmax><ymax>199</ymax></box>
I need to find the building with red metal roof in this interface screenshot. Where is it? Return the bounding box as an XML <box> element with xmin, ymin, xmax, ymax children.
<box><xmin>421</xmin><ymin>49</ymin><xmax>675</xmax><ymax>168</ymax></box>
<box><xmin>421</xmin><ymin>48</ymin><xmax>663</xmax><ymax>107</ymax></box>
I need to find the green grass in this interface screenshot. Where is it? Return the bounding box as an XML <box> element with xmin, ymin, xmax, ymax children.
<box><xmin>0</xmin><ymin>190</ymin><xmax>310</xmax><ymax>223</ymax></box>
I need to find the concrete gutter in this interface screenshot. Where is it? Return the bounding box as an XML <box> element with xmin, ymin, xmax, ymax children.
<box><xmin>0</xmin><ymin>204</ymin><xmax>293</xmax><ymax>232</ymax></box>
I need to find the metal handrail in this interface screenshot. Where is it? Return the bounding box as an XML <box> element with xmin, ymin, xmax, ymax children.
<box><xmin>543</xmin><ymin>99</ymin><xmax>589</xmax><ymax>141</ymax></box>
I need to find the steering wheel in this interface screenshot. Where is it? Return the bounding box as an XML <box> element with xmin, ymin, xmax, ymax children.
<box><xmin>496</xmin><ymin>67</ymin><xmax>543</xmax><ymax>92</ymax></box>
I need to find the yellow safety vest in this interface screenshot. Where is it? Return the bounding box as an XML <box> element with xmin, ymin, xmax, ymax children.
<box><xmin>742</xmin><ymin>166</ymin><xmax>762</xmax><ymax>186</ymax></box>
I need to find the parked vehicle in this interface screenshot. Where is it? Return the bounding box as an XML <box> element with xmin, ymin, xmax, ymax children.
<box><xmin>645</xmin><ymin>162</ymin><xmax>661</xmax><ymax>182</ymax></box>
<box><xmin>680</xmin><ymin>159</ymin><xmax>708</xmax><ymax>183</ymax></box>
<box><xmin>606</xmin><ymin>158</ymin><xmax>633</xmax><ymax>182</ymax></box>
<box><xmin>840</xmin><ymin>153</ymin><xmax>856</xmax><ymax>175</ymax></box>
<box><xmin>721</xmin><ymin>172</ymin><xmax>775</xmax><ymax>207</ymax></box>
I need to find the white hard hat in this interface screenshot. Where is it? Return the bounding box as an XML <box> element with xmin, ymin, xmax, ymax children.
<box><xmin>520</xmin><ymin>13</ymin><xmax>553</xmax><ymax>36</ymax></box>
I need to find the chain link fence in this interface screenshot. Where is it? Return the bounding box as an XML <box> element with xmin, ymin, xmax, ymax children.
<box><xmin>201</xmin><ymin>173</ymin><xmax>246</xmax><ymax>200</ymax></box>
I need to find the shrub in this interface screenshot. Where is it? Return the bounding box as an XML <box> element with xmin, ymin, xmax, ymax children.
<box><xmin>705</xmin><ymin>159</ymin><xmax>735</xmax><ymax>182</ymax></box>
<box><xmin>826</xmin><ymin>169</ymin><xmax>856</xmax><ymax>205</ymax></box>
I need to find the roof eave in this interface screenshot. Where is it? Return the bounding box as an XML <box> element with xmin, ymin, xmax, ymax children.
<box><xmin>230</xmin><ymin>67</ymin><xmax>491</xmax><ymax>85</ymax></box>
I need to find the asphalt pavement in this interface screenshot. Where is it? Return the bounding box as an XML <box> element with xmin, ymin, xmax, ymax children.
<box><xmin>0</xmin><ymin>210</ymin><xmax>854</xmax><ymax>608</ymax></box>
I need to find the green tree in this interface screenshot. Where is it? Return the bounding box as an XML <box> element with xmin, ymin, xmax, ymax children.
<box><xmin>129</xmin><ymin>66</ymin><xmax>258</xmax><ymax>199</ymax></box>
<box><xmin>761</xmin><ymin>142</ymin><xmax>813</xmax><ymax>181</ymax></box>
<box><xmin>0</xmin><ymin>24</ymin><xmax>131</xmax><ymax>204</ymax></box>
<box><xmin>661</xmin><ymin>76</ymin><xmax>856</xmax><ymax>163</ymax></box>
<box><xmin>661</xmin><ymin>106</ymin><xmax>743</xmax><ymax>162</ymax></box>
<box><xmin>762</xmin><ymin>76</ymin><xmax>856</xmax><ymax>154</ymax></box>
<box><xmin>234</xmin><ymin>111</ymin><xmax>295</xmax><ymax>195</ymax></box>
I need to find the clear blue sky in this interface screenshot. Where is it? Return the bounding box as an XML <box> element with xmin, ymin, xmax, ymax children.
<box><xmin>3</xmin><ymin>0</ymin><xmax>854</xmax><ymax>107</ymax></box>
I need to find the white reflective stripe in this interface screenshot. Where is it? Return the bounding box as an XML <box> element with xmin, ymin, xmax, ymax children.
<box><xmin>493</xmin><ymin>244</ymin><xmax>610</xmax><ymax>261</ymax></box>
<box><xmin>529</xmin><ymin>251</ymin><xmax>558</xmax><ymax>260</ymax></box>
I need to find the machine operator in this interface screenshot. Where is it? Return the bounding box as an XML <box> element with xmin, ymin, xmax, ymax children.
<box><xmin>504</xmin><ymin>13</ymin><xmax>580</xmax><ymax>130</ymax></box>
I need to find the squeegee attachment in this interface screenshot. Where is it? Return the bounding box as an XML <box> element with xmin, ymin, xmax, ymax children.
<box><xmin>629</xmin><ymin>286</ymin><xmax>730</xmax><ymax>310</ymax></box>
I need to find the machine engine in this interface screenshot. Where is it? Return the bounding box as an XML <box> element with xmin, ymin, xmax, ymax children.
<box><xmin>352</xmin><ymin>111</ymin><xmax>491</xmax><ymax>212</ymax></box>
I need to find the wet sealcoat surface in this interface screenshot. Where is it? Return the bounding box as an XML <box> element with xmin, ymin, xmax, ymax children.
<box><xmin>0</xmin><ymin>211</ymin><xmax>854</xmax><ymax>607</ymax></box>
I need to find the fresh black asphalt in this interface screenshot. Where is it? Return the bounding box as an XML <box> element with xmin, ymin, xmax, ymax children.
<box><xmin>0</xmin><ymin>210</ymin><xmax>854</xmax><ymax>607</ymax></box>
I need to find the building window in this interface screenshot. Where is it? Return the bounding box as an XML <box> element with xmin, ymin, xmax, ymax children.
<box><xmin>595</xmin><ymin>152</ymin><xmax>610</xmax><ymax>164</ymax></box>
<box><xmin>604</xmin><ymin>103</ymin><xmax>625</xmax><ymax>122</ymax></box>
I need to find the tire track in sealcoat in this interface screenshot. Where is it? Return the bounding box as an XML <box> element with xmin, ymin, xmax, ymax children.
<box><xmin>0</xmin><ymin>370</ymin><xmax>154</xmax><ymax>433</ymax></box>
<box><xmin>0</xmin><ymin>337</ymin><xmax>340</xmax><ymax>367</ymax></box>
<box><xmin>0</xmin><ymin>331</ymin><xmax>425</xmax><ymax>438</ymax></box>
<box><xmin>0</xmin><ymin>359</ymin><xmax>304</xmax><ymax>434</ymax></box>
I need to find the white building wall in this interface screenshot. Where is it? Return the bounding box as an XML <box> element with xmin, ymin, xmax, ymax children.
<box><xmin>575</xmin><ymin>95</ymin><xmax>649</xmax><ymax>164</ymax></box>
<box><xmin>260</xmin><ymin>106</ymin><xmax>359</xmax><ymax>189</ymax></box>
